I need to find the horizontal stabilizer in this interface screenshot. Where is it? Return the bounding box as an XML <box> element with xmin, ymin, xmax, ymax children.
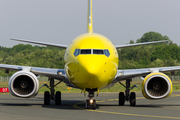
<box><xmin>115</xmin><ymin>40</ymin><xmax>168</xmax><ymax>49</ymax></box>
<box><xmin>10</xmin><ymin>38</ymin><xmax>68</xmax><ymax>49</ymax></box>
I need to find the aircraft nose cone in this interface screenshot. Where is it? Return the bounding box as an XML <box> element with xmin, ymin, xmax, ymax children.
<box><xmin>78</xmin><ymin>56</ymin><xmax>104</xmax><ymax>76</ymax></box>
<box><xmin>85</xmin><ymin>64</ymin><xmax>99</xmax><ymax>75</ymax></box>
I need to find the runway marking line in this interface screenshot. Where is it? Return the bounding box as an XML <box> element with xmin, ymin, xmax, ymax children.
<box><xmin>73</xmin><ymin>94</ymin><xmax>180</xmax><ymax>119</ymax></box>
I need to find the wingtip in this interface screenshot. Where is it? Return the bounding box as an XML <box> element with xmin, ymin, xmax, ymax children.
<box><xmin>162</xmin><ymin>40</ymin><xmax>169</xmax><ymax>42</ymax></box>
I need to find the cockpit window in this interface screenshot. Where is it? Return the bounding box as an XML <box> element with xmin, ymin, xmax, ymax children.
<box><xmin>80</xmin><ymin>49</ymin><xmax>91</xmax><ymax>54</ymax></box>
<box><xmin>73</xmin><ymin>49</ymin><xmax>110</xmax><ymax>57</ymax></box>
<box><xmin>93</xmin><ymin>49</ymin><xmax>104</xmax><ymax>54</ymax></box>
<box><xmin>104</xmin><ymin>49</ymin><xmax>110</xmax><ymax>57</ymax></box>
<box><xmin>74</xmin><ymin>49</ymin><xmax>80</xmax><ymax>57</ymax></box>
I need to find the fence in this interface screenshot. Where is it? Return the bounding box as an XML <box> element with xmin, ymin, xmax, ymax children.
<box><xmin>1</xmin><ymin>75</ymin><xmax>180</xmax><ymax>82</ymax></box>
<box><xmin>0</xmin><ymin>76</ymin><xmax>49</xmax><ymax>82</ymax></box>
<box><xmin>132</xmin><ymin>75</ymin><xmax>180</xmax><ymax>81</ymax></box>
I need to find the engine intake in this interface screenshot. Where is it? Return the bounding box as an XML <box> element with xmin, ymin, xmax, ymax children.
<box><xmin>9</xmin><ymin>71</ymin><xmax>39</xmax><ymax>98</ymax></box>
<box><xmin>142</xmin><ymin>72</ymin><xmax>172</xmax><ymax>99</ymax></box>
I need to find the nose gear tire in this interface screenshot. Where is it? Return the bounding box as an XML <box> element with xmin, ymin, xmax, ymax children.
<box><xmin>92</xmin><ymin>100</ymin><xmax>96</xmax><ymax>109</ymax></box>
<box><xmin>86</xmin><ymin>100</ymin><xmax>90</xmax><ymax>109</ymax></box>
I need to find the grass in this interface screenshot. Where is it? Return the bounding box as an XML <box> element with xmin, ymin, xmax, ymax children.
<box><xmin>1</xmin><ymin>81</ymin><xmax>180</xmax><ymax>94</ymax></box>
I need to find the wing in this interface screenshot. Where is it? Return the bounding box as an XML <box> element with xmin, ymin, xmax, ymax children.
<box><xmin>115</xmin><ymin>40</ymin><xmax>168</xmax><ymax>49</ymax></box>
<box><xmin>0</xmin><ymin>64</ymin><xmax>71</xmax><ymax>84</ymax></box>
<box><xmin>10</xmin><ymin>38</ymin><xmax>68</xmax><ymax>49</ymax></box>
<box><xmin>113</xmin><ymin>66</ymin><xmax>180</xmax><ymax>83</ymax></box>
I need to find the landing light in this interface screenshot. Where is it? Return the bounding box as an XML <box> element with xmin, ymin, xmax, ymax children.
<box><xmin>90</xmin><ymin>99</ymin><xmax>93</xmax><ymax>104</ymax></box>
<box><xmin>119</xmin><ymin>72</ymin><xmax>124</xmax><ymax>76</ymax></box>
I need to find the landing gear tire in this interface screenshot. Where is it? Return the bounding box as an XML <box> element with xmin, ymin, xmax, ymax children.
<box><xmin>44</xmin><ymin>91</ymin><xmax>50</xmax><ymax>105</ymax></box>
<box><xmin>119</xmin><ymin>92</ymin><xmax>125</xmax><ymax>106</ymax></box>
<box><xmin>92</xmin><ymin>100</ymin><xmax>96</xmax><ymax>110</ymax></box>
<box><xmin>86</xmin><ymin>100</ymin><xmax>90</xmax><ymax>109</ymax></box>
<box><xmin>130</xmin><ymin>92</ymin><xmax>136</xmax><ymax>106</ymax></box>
<box><xmin>55</xmin><ymin>91</ymin><xmax>61</xmax><ymax>105</ymax></box>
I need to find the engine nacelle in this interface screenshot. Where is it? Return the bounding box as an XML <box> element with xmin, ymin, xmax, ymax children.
<box><xmin>142</xmin><ymin>72</ymin><xmax>172</xmax><ymax>99</ymax></box>
<box><xmin>8</xmin><ymin>71</ymin><xmax>39</xmax><ymax>98</ymax></box>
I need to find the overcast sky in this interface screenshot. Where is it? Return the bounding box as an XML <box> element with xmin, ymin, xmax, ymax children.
<box><xmin>0</xmin><ymin>0</ymin><xmax>180</xmax><ymax>47</ymax></box>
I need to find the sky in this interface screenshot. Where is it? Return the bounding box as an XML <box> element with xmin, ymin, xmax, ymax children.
<box><xmin>0</xmin><ymin>0</ymin><xmax>180</xmax><ymax>47</ymax></box>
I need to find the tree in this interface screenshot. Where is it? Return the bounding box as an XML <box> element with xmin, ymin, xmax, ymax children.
<box><xmin>136</xmin><ymin>31</ymin><xmax>171</xmax><ymax>43</ymax></box>
<box><xmin>129</xmin><ymin>40</ymin><xmax>134</xmax><ymax>44</ymax></box>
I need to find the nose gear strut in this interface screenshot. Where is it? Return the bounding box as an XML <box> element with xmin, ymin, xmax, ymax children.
<box><xmin>85</xmin><ymin>88</ymin><xmax>97</xmax><ymax>109</ymax></box>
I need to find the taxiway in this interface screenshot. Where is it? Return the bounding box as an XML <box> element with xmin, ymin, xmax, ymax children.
<box><xmin>0</xmin><ymin>92</ymin><xmax>180</xmax><ymax>120</ymax></box>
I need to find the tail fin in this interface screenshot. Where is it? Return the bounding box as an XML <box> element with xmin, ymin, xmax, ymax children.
<box><xmin>87</xmin><ymin>0</ymin><xmax>93</xmax><ymax>34</ymax></box>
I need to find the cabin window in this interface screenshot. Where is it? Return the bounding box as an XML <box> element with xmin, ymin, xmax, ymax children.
<box><xmin>80</xmin><ymin>49</ymin><xmax>91</xmax><ymax>54</ymax></box>
<box><xmin>74</xmin><ymin>49</ymin><xmax>80</xmax><ymax>57</ymax></box>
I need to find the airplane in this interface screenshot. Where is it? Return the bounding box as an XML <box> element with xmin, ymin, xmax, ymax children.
<box><xmin>0</xmin><ymin>0</ymin><xmax>178</xmax><ymax>109</ymax></box>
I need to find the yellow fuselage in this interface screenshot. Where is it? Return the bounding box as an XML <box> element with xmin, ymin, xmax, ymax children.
<box><xmin>64</xmin><ymin>33</ymin><xmax>118</xmax><ymax>90</ymax></box>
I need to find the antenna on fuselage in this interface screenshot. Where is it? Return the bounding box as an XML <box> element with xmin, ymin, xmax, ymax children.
<box><xmin>87</xmin><ymin>0</ymin><xmax>93</xmax><ymax>34</ymax></box>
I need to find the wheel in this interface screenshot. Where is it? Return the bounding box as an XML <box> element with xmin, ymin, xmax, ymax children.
<box><xmin>130</xmin><ymin>92</ymin><xmax>136</xmax><ymax>106</ymax></box>
<box><xmin>44</xmin><ymin>91</ymin><xmax>50</xmax><ymax>105</ymax></box>
<box><xmin>92</xmin><ymin>100</ymin><xmax>96</xmax><ymax>110</ymax></box>
<box><xmin>55</xmin><ymin>91</ymin><xmax>61</xmax><ymax>105</ymax></box>
<box><xmin>119</xmin><ymin>92</ymin><xmax>125</xmax><ymax>106</ymax></box>
<box><xmin>86</xmin><ymin>100</ymin><xmax>90</xmax><ymax>109</ymax></box>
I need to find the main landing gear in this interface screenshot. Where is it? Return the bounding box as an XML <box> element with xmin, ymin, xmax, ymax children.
<box><xmin>85</xmin><ymin>88</ymin><xmax>97</xmax><ymax>109</ymax></box>
<box><xmin>119</xmin><ymin>79</ymin><xmax>139</xmax><ymax>106</ymax></box>
<box><xmin>42</xmin><ymin>78</ymin><xmax>62</xmax><ymax>105</ymax></box>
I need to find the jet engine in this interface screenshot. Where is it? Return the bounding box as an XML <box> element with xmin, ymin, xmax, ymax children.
<box><xmin>8</xmin><ymin>71</ymin><xmax>39</xmax><ymax>98</ymax></box>
<box><xmin>142</xmin><ymin>72</ymin><xmax>172</xmax><ymax>99</ymax></box>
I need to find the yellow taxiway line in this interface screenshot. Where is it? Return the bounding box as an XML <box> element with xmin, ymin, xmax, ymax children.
<box><xmin>73</xmin><ymin>95</ymin><xmax>180</xmax><ymax>119</ymax></box>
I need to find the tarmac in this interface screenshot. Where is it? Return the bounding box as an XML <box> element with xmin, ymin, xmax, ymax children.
<box><xmin>0</xmin><ymin>92</ymin><xmax>180</xmax><ymax>120</ymax></box>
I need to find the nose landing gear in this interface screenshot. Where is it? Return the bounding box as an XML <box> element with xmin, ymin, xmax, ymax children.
<box><xmin>85</xmin><ymin>88</ymin><xmax>97</xmax><ymax>109</ymax></box>
<box><xmin>86</xmin><ymin>99</ymin><xmax>96</xmax><ymax>109</ymax></box>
